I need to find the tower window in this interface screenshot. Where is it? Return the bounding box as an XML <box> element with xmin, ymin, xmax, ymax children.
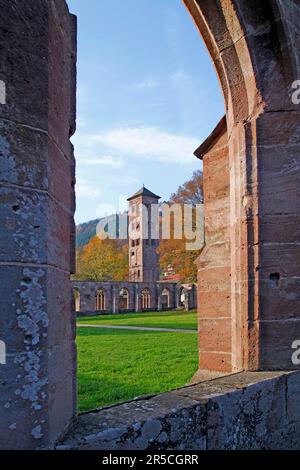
<box><xmin>269</xmin><ymin>272</ymin><xmax>280</xmax><ymax>288</ymax></box>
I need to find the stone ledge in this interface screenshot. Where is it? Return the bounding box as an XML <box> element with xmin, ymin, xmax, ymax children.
<box><xmin>57</xmin><ymin>370</ymin><xmax>300</xmax><ymax>450</ymax></box>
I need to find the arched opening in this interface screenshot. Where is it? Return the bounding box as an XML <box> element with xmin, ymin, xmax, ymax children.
<box><xmin>177</xmin><ymin>287</ymin><xmax>185</xmax><ymax>309</ymax></box>
<box><xmin>70</xmin><ymin>0</ymin><xmax>300</xmax><ymax>436</ymax></box>
<box><xmin>182</xmin><ymin>0</ymin><xmax>298</xmax><ymax>375</ymax></box>
<box><xmin>119</xmin><ymin>287</ymin><xmax>130</xmax><ymax>311</ymax></box>
<box><xmin>95</xmin><ymin>288</ymin><xmax>106</xmax><ymax>311</ymax></box>
<box><xmin>2</xmin><ymin>0</ymin><xmax>299</xmax><ymax>451</ymax></box>
<box><xmin>141</xmin><ymin>288</ymin><xmax>151</xmax><ymax>311</ymax></box>
<box><xmin>73</xmin><ymin>288</ymin><xmax>81</xmax><ymax>313</ymax></box>
<box><xmin>160</xmin><ymin>288</ymin><xmax>171</xmax><ymax>310</ymax></box>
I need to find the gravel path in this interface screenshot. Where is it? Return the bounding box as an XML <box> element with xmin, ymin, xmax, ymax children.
<box><xmin>77</xmin><ymin>323</ymin><xmax>197</xmax><ymax>334</ymax></box>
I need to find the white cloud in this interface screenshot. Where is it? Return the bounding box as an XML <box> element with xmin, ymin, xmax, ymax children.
<box><xmin>76</xmin><ymin>117</ymin><xmax>86</xmax><ymax>129</ymax></box>
<box><xmin>170</xmin><ymin>69</ymin><xmax>190</xmax><ymax>86</ymax></box>
<box><xmin>76</xmin><ymin>177</ymin><xmax>101</xmax><ymax>198</ymax></box>
<box><xmin>90</xmin><ymin>127</ymin><xmax>199</xmax><ymax>164</ymax></box>
<box><xmin>71</xmin><ymin>134</ymin><xmax>124</xmax><ymax>168</ymax></box>
<box><xmin>135</xmin><ymin>78</ymin><xmax>159</xmax><ymax>89</ymax></box>
<box><xmin>147</xmin><ymin>102</ymin><xmax>165</xmax><ymax>109</ymax></box>
<box><xmin>85</xmin><ymin>155</ymin><xmax>124</xmax><ymax>168</ymax></box>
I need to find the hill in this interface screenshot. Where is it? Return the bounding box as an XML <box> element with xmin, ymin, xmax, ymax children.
<box><xmin>76</xmin><ymin>218</ymin><xmax>101</xmax><ymax>248</ymax></box>
<box><xmin>76</xmin><ymin>213</ymin><xmax>128</xmax><ymax>248</ymax></box>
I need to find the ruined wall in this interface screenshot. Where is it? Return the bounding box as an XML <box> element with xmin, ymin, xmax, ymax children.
<box><xmin>72</xmin><ymin>281</ymin><xmax>196</xmax><ymax>314</ymax></box>
<box><xmin>57</xmin><ymin>371</ymin><xmax>300</xmax><ymax>450</ymax></box>
<box><xmin>0</xmin><ymin>0</ymin><xmax>76</xmax><ymax>449</ymax></box>
<box><xmin>185</xmin><ymin>0</ymin><xmax>300</xmax><ymax>372</ymax></box>
<box><xmin>1</xmin><ymin>0</ymin><xmax>300</xmax><ymax>451</ymax></box>
<box><xmin>197</xmin><ymin>120</ymin><xmax>231</xmax><ymax>372</ymax></box>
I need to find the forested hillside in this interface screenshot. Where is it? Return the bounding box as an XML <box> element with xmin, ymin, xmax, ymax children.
<box><xmin>76</xmin><ymin>218</ymin><xmax>101</xmax><ymax>248</ymax></box>
<box><xmin>76</xmin><ymin>213</ymin><xmax>128</xmax><ymax>248</ymax></box>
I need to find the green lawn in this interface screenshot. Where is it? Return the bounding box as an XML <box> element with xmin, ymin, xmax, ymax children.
<box><xmin>77</xmin><ymin>309</ymin><xmax>198</xmax><ymax>330</ymax></box>
<box><xmin>77</xmin><ymin>327</ymin><xmax>198</xmax><ymax>412</ymax></box>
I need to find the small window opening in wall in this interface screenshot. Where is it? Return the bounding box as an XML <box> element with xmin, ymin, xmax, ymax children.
<box><xmin>12</xmin><ymin>204</ymin><xmax>20</xmax><ymax>213</ymax></box>
<box><xmin>269</xmin><ymin>272</ymin><xmax>280</xmax><ymax>288</ymax></box>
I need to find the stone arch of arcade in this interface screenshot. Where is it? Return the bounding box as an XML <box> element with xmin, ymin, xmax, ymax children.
<box><xmin>71</xmin><ymin>281</ymin><xmax>196</xmax><ymax>315</ymax></box>
<box><xmin>141</xmin><ymin>288</ymin><xmax>151</xmax><ymax>310</ymax></box>
<box><xmin>1</xmin><ymin>0</ymin><xmax>300</xmax><ymax>450</ymax></box>
<box><xmin>95</xmin><ymin>288</ymin><xmax>106</xmax><ymax>311</ymax></box>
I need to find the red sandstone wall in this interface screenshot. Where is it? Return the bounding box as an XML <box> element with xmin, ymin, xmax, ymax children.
<box><xmin>197</xmin><ymin>128</ymin><xmax>231</xmax><ymax>372</ymax></box>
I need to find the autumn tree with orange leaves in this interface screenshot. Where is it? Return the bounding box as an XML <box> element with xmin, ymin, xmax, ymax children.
<box><xmin>157</xmin><ymin>170</ymin><xmax>204</xmax><ymax>283</ymax></box>
<box><xmin>74</xmin><ymin>236</ymin><xmax>128</xmax><ymax>282</ymax></box>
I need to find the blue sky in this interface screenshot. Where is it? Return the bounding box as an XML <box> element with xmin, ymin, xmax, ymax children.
<box><xmin>67</xmin><ymin>0</ymin><xmax>224</xmax><ymax>224</ymax></box>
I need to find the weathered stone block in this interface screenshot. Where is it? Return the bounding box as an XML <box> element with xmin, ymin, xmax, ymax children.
<box><xmin>58</xmin><ymin>371</ymin><xmax>300</xmax><ymax>450</ymax></box>
<box><xmin>0</xmin><ymin>187</ymin><xmax>72</xmax><ymax>270</ymax></box>
<box><xmin>199</xmin><ymin>318</ymin><xmax>232</xmax><ymax>353</ymax></box>
<box><xmin>0</xmin><ymin>0</ymin><xmax>49</xmax><ymax>128</ymax></box>
<box><xmin>0</xmin><ymin>119</ymin><xmax>48</xmax><ymax>189</ymax></box>
<box><xmin>260</xmin><ymin>214</ymin><xmax>300</xmax><ymax>244</ymax></box>
<box><xmin>286</xmin><ymin>372</ymin><xmax>300</xmax><ymax>424</ymax></box>
<box><xmin>257</xmin><ymin>276</ymin><xmax>300</xmax><ymax>321</ymax></box>
<box><xmin>0</xmin><ymin>0</ymin><xmax>76</xmax><ymax>450</ymax></box>
<box><xmin>0</xmin><ymin>187</ymin><xmax>48</xmax><ymax>264</ymax></box>
<box><xmin>199</xmin><ymin>351</ymin><xmax>232</xmax><ymax>373</ymax></box>
<box><xmin>256</xmin><ymin>113</ymin><xmax>300</xmax><ymax>147</ymax></box>
<box><xmin>0</xmin><ymin>265</ymin><xmax>76</xmax><ymax>449</ymax></box>
<box><xmin>198</xmin><ymin>291</ymin><xmax>231</xmax><ymax>318</ymax></box>
<box><xmin>259</xmin><ymin>320</ymin><xmax>300</xmax><ymax>370</ymax></box>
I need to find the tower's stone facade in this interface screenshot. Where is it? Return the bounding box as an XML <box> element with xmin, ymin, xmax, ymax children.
<box><xmin>127</xmin><ymin>187</ymin><xmax>160</xmax><ymax>282</ymax></box>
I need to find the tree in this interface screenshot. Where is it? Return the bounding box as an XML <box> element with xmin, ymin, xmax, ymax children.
<box><xmin>158</xmin><ymin>170</ymin><xmax>204</xmax><ymax>283</ymax></box>
<box><xmin>74</xmin><ymin>236</ymin><xmax>128</xmax><ymax>282</ymax></box>
<box><xmin>170</xmin><ymin>170</ymin><xmax>203</xmax><ymax>205</ymax></box>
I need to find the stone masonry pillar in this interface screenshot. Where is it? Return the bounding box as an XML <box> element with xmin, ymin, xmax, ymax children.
<box><xmin>169</xmin><ymin>288</ymin><xmax>175</xmax><ymax>310</ymax></box>
<box><xmin>0</xmin><ymin>0</ymin><xmax>76</xmax><ymax>449</ymax></box>
<box><xmin>112</xmin><ymin>286</ymin><xmax>119</xmax><ymax>314</ymax></box>
<box><xmin>157</xmin><ymin>294</ymin><xmax>163</xmax><ymax>311</ymax></box>
<box><xmin>135</xmin><ymin>284</ymin><xmax>142</xmax><ymax>312</ymax></box>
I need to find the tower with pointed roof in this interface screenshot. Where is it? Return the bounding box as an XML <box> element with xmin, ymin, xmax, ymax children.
<box><xmin>127</xmin><ymin>186</ymin><xmax>161</xmax><ymax>282</ymax></box>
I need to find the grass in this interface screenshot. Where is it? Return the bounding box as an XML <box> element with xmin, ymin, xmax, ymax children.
<box><xmin>77</xmin><ymin>327</ymin><xmax>198</xmax><ymax>412</ymax></box>
<box><xmin>77</xmin><ymin>309</ymin><xmax>198</xmax><ymax>330</ymax></box>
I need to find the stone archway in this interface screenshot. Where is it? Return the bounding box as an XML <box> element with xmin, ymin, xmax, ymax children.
<box><xmin>1</xmin><ymin>0</ymin><xmax>299</xmax><ymax>450</ymax></box>
<box><xmin>184</xmin><ymin>0</ymin><xmax>300</xmax><ymax>374</ymax></box>
<box><xmin>177</xmin><ymin>286</ymin><xmax>185</xmax><ymax>309</ymax></box>
<box><xmin>118</xmin><ymin>287</ymin><xmax>130</xmax><ymax>311</ymax></box>
<box><xmin>141</xmin><ymin>288</ymin><xmax>151</xmax><ymax>310</ymax></box>
<box><xmin>160</xmin><ymin>288</ymin><xmax>171</xmax><ymax>310</ymax></box>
